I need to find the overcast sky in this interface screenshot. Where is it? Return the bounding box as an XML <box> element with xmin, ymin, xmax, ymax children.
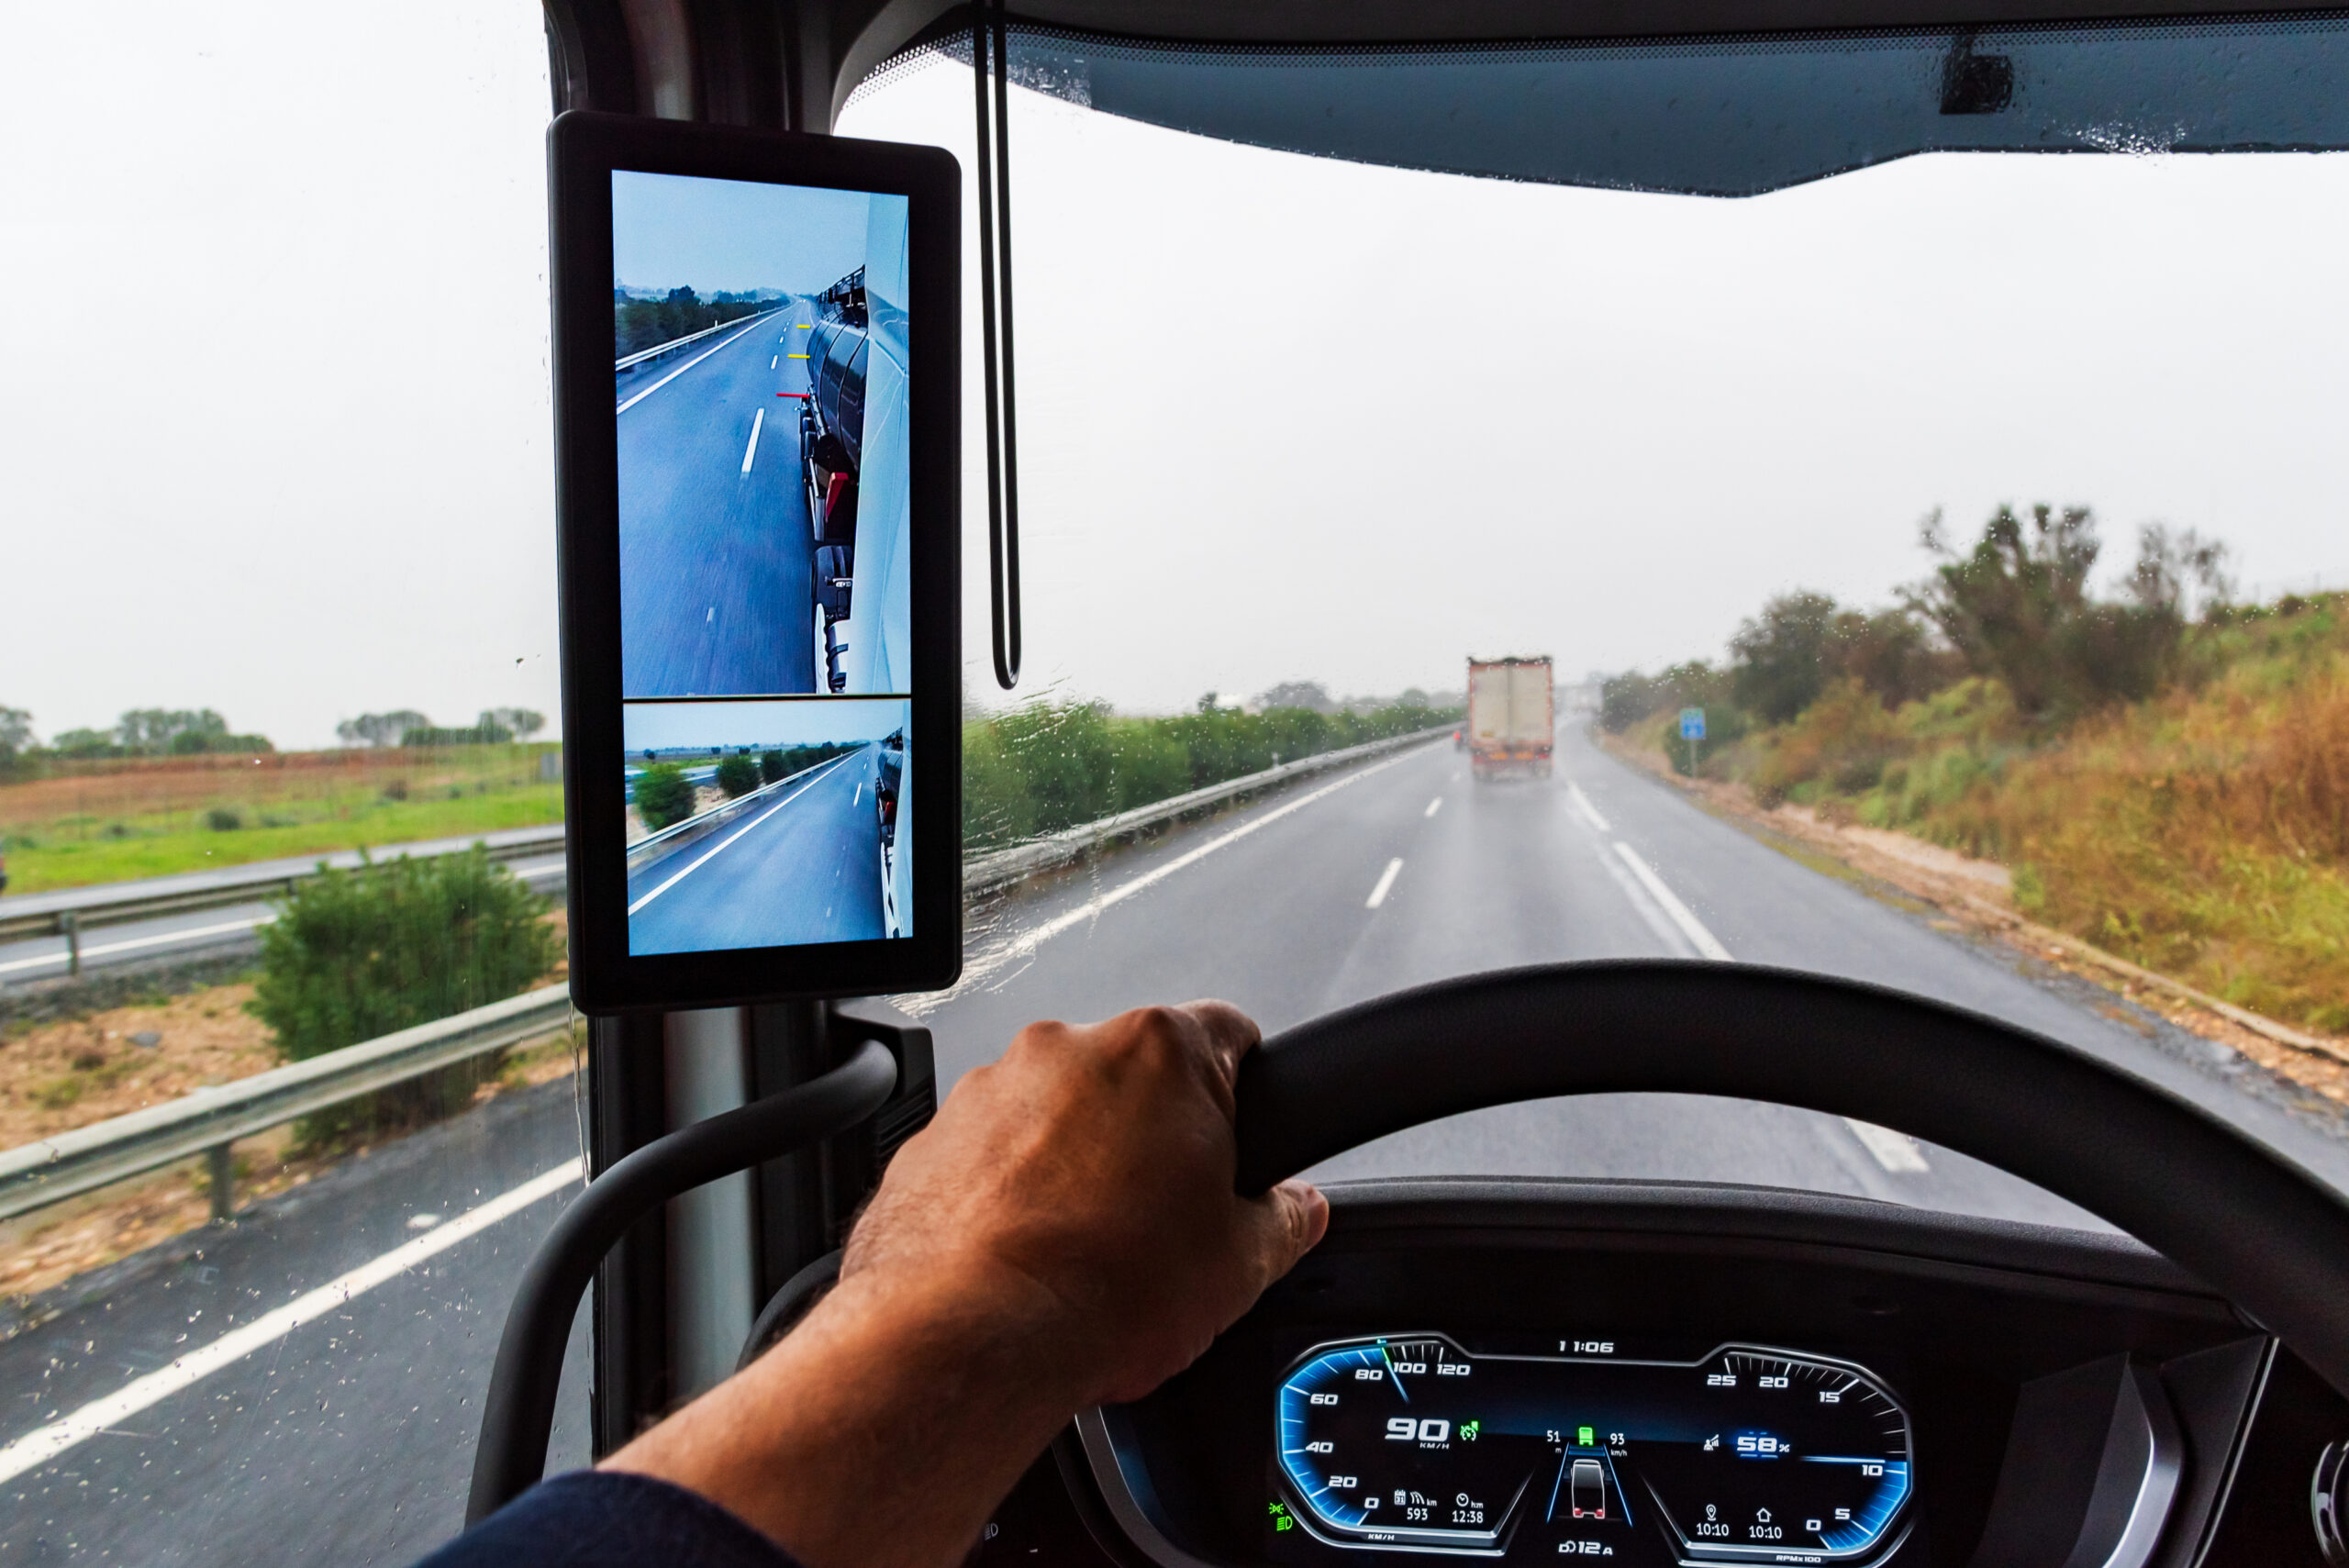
<box><xmin>612</xmin><ymin>172</ymin><xmax>874</xmax><ymax>295</ymax></box>
<box><xmin>5</xmin><ymin>7</ymin><xmax>2344</xmax><ymax>749</ymax></box>
<box><xmin>624</xmin><ymin>697</ymin><xmax>907</xmax><ymax>754</ymax></box>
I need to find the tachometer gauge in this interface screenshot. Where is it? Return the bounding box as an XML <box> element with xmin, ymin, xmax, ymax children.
<box><xmin>1638</xmin><ymin>1349</ymin><xmax>1911</xmax><ymax>1562</ymax></box>
<box><xmin>1274</xmin><ymin>1336</ymin><xmax>1913</xmax><ymax>1562</ymax></box>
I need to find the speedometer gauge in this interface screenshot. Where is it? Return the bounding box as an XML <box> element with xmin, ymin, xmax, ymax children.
<box><xmin>1275</xmin><ymin>1337</ymin><xmax>1913</xmax><ymax>1562</ymax></box>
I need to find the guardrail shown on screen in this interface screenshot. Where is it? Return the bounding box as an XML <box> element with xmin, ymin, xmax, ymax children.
<box><xmin>0</xmin><ymin>730</ymin><xmax>1453</xmax><ymax>1226</ymax></box>
<box><xmin>615</xmin><ymin>307</ymin><xmax>783</xmax><ymax>373</ymax></box>
<box><xmin>624</xmin><ymin>753</ymin><xmax>844</xmax><ymax>873</ymax></box>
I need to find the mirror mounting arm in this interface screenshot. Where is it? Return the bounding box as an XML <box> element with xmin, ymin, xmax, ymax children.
<box><xmin>974</xmin><ymin>0</ymin><xmax>1022</xmax><ymax>689</ymax></box>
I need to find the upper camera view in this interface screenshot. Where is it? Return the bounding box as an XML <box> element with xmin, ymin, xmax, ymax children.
<box><xmin>613</xmin><ymin>171</ymin><xmax>913</xmax><ymax>699</ymax></box>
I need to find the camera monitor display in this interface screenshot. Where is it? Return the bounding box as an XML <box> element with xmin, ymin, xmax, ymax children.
<box><xmin>551</xmin><ymin>115</ymin><xmax>960</xmax><ymax>1011</ymax></box>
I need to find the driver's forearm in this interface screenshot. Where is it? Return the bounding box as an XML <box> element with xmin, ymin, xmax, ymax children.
<box><xmin>601</xmin><ymin>1260</ymin><xmax>1086</xmax><ymax>1568</ymax></box>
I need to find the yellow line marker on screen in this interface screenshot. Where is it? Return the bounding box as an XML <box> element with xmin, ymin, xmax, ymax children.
<box><xmin>788</xmin><ymin>352</ymin><xmax>811</xmax><ymax>359</ymax></box>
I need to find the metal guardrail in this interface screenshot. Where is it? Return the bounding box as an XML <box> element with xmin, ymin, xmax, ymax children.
<box><xmin>0</xmin><ymin>827</ymin><xmax>567</xmax><ymax>957</ymax></box>
<box><xmin>615</xmin><ymin>307</ymin><xmax>782</xmax><ymax>373</ymax></box>
<box><xmin>962</xmin><ymin>724</ymin><xmax>1455</xmax><ymax>896</ymax></box>
<box><xmin>0</xmin><ymin>985</ymin><xmax>575</xmax><ymax>1226</ymax></box>
<box><xmin>0</xmin><ymin>728</ymin><xmax>1454</xmax><ymax>1225</ymax></box>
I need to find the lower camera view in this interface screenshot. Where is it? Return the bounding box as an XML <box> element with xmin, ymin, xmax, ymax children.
<box><xmin>623</xmin><ymin>698</ymin><xmax>910</xmax><ymax>953</ymax></box>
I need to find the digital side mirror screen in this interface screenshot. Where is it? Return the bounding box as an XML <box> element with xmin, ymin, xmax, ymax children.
<box><xmin>549</xmin><ymin>113</ymin><xmax>961</xmax><ymax>1012</ymax></box>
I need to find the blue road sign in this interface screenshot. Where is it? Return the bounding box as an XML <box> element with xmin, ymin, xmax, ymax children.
<box><xmin>1679</xmin><ymin>707</ymin><xmax>1707</xmax><ymax>740</ymax></box>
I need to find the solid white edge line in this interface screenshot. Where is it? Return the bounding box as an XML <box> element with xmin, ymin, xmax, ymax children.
<box><xmin>740</xmin><ymin>406</ymin><xmax>765</xmax><ymax>474</ymax></box>
<box><xmin>0</xmin><ymin>1157</ymin><xmax>584</xmax><ymax>1485</ymax></box>
<box><xmin>615</xmin><ymin>313</ymin><xmax>773</xmax><ymax>415</ymax></box>
<box><xmin>1844</xmin><ymin>1118</ymin><xmax>1932</xmax><ymax>1173</ymax></box>
<box><xmin>1596</xmin><ymin>841</ymin><xmax>1700</xmax><ymax>956</ymax></box>
<box><xmin>627</xmin><ymin>753</ymin><xmax>852</xmax><ymax>916</ymax></box>
<box><xmin>1424</xmin><ymin>796</ymin><xmax>1443</xmax><ymax>817</ymax></box>
<box><xmin>1609</xmin><ymin>841</ymin><xmax>1733</xmax><ymax>962</ymax></box>
<box><xmin>0</xmin><ymin>914</ymin><xmax>278</xmax><ymax>977</ymax></box>
<box><xmin>1567</xmin><ymin>782</ymin><xmax>1612</xmax><ymax>834</ymax></box>
<box><xmin>1365</xmin><ymin>857</ymin><xmax>1404</xmax><ymax>909</ymax></box>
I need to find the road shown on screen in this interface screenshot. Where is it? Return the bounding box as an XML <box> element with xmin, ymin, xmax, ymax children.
<box><xmin>8</xmin><ymin>725</ymin><xmax>2348</xmax><ymax>1564</ymax></box>
<box><xmin>616</xmin><ymin>300</ymin><xmax>818</xmax><ymax>698</ymax></box>
<box><xmin>625</xmin><ymin>745</ymin><xmax>887</xmax><ymax>954</ymax></box>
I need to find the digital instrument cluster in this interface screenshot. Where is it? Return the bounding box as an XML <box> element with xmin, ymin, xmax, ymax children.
<box><xmin>1272</xmin><ymin>1335</ymin><xmax>1913</xmax><ymax>1562</ymax></box>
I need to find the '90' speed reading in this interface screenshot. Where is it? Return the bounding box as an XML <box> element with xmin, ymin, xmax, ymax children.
<box><xmin>1274</xmin><ymin>1337</ymin><xmax>1912</xmax><ymax>1562</ymax></box>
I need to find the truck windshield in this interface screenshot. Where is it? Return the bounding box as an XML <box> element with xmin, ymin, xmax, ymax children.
<box><xmin>837</xmin><ymin>22</ymin><xmax>2349</xmax><ymax>1226</ymax></box>
<box><xmin>2</xmin><ymin>10</ymin><xmax>2346</xmax><ymax>1565</ymax></box>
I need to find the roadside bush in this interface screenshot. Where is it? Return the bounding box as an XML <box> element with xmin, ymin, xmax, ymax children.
<box><xmin>716</xmin><ymin>752</ymin><xmax>763</xmax><ymax>798</ymax></box>
<box><xmin>1664</xmin><ymin>704</ymin><xmax>1750</xmax><ymax>779</ymax></box>
<box><xmin>1909</xmin><ymin>505</ymin><xmax>2228</xmax><ymax>723</ymax></box>
<box><xmin>251</xmin><ymin>846</ymin><xmax>560</xmax><ymax>1141</ymax></box>
<box><xmin>634</xmin><ymin>762</ymin><xmax>696</xmax><ymax>830</ymax></box>
<box><xmin>402</xmin><ymin>722</ymin><xmax>512</xmax><ymax>747</ymax></box>
<box><xmin>759</xmin><ymin>749</ymin><xmax>786</xmax><ymax>784</ymax></box>
<box><xmin>1731</xmin><ymin>592</ymin><xmax>1841</xmax><ymax>725</ymax></box>
<box><xmin>1604</xmin><ymin>660</ymin><xmax>1743</xmax><ymax>743</ymax></box>
<box><xmin>205</xmin><ymin>806</ymin><xmax>244</xmax><ymax>831</ymax></box>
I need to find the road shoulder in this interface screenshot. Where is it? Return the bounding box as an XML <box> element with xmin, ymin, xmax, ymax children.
<box><xmin>1595</xmin><ymin>726</ymin><xmax>2349</xmax><ymax>1128</ymax></box>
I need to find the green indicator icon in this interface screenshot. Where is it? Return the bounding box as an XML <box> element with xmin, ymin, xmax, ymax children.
<box><xmin>1578</xmin><ymin>1426</ymin><xmax>1596</xmax><ymax>1446</ymax></box>
<box><xmin>1461</xmin><ymin>1420</ymin><xmax>1481</xmax><ymax>1440</ymax></box>
<box><xmin>1268</xmin><ymin>1502</ymin><xmax>1288</xmax><ymax>1518</ymax></box>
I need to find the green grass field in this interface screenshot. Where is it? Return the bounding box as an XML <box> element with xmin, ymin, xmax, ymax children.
<box><xmin>0</xmin><ymin>746</ymin><xmax>564</xmax><ymax>894</ymax></box>
<box><xmin>8</xmin><ymin>789</ymin><xmax>565</xmax><ymax>890</ymax></box>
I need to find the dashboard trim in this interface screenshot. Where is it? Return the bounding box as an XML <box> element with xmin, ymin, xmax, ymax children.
<box><xmin>1305</xmin><ymin>1179</ymin><xmax>2232</xmax><ymax>1309</ymax></box>
<box><xmin>1078</xmin><ymin>1407</ymin><xmax>1225</xmax><ymax>1568</ymax></box>
<box><xmin>1070</xmin><ymin>1182</ymin><xmax>2270</xmax><ymax>1568</ymax></box>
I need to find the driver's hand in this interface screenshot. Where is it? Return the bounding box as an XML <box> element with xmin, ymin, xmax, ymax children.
<box><xmin>601</xmin><ymin>1001</ymin><xmax>1323</xmax><ymax>1568</ymax></box>
<box><xmin>843</xmin><ymin>1000</ymin><xmax>1330</xmax><ymax>1404</ymax></box>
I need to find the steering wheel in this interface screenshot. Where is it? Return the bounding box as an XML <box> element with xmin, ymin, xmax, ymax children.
<box><xmin>471</xmin><ymin>959</ymin><xmax>2349</xmax><ymax>1520</ymax></box>
<box><xmin>1229</xmin><ymin>960</ymin><xmax>2349</xmax><ymax>1399</ymax></box>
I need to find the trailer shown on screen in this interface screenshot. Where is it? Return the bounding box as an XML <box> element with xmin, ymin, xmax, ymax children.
<box><xmin>1466</xmin><ymin>655</ymin><xmax>1554</xmax><ymax>781</ymax></box>
<box><xmin>802</xmin><ymin>266</ymin><xmax>870</xmax><ymax>695</ymax></box>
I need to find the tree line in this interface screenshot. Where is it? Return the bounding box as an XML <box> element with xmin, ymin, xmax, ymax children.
<box><xmin>633</xmin><ymin>744</ymin><xmax>856</xmax><ymax>832</ymax></box>
<box><xmin>338</xmin><ymin>708</ymin><xmax>547</xmax><ymax>748</ymax></box>
<box><xmin>964</xmin><ymin>694</ymin><xmax>1459</xmax><ymax>851</ymax></box>
<box><xmin>0</xmin><ymin>703</ymin><xmax>553</xmax><ymax>774</ymax></box>
<box><xmin>0</xmin><ymin>706</ymin><xmax>273</xmax><ymax>767</ymax></box>
<box><xmin>1602</xmin><ymin>505</ymin><xmax>2235</xmax><ymax>763</ymax></box>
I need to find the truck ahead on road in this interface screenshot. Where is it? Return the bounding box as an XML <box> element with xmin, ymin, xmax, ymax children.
<box><xmin>1466</xmin><ymin>655</ymin><xmax>1554</xmax><ymax>781</ymax></box>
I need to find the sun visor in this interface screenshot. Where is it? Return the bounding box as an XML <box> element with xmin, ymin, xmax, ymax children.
<box><xmin>867</xmin><ymin>15</ymin><xmax>2349</xmax><ymax>197</ymax></box>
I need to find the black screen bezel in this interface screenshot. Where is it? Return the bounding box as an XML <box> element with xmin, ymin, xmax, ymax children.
<box><xmin>549</xmin><ymin>110</ymin><xmax>962</xmax><ymax>1014</ymax></box>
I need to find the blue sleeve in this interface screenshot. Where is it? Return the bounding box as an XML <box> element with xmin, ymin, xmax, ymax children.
<box><xmin>417</xmin><ymin>1471</ymin><xmax>800</xmax><ymax>1568</ymax></box>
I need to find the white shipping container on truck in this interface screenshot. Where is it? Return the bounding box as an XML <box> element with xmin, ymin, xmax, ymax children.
<box><xmin>1466</xmin><ymin>656</ymin><xmax>1554</xmax><ymax>781</ymax></box>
